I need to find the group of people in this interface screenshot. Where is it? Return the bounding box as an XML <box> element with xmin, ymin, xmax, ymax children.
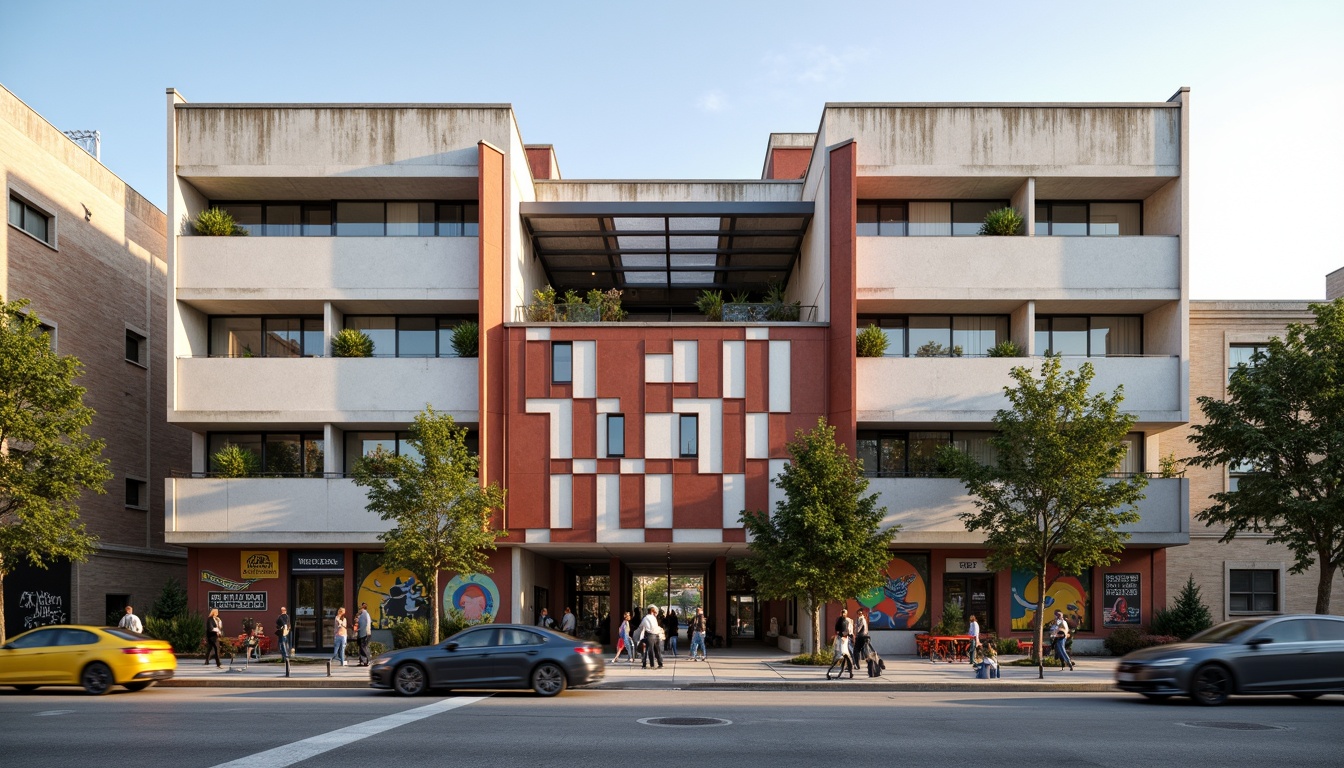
<box><xmin>195</xmin><ymin>603</ymin><xmax>375</xmax><ymax>667</ymax></box>
<box><xmin>605</xmin><ymin>605</ymin><xmax>710</xmax><ymax>668</ymax></box>
<box><xmin>329</xmin><ymin>604</ymin><xmax>375</xmax><ymax>666</ymax></box>
<box><xmin>826</xmin><ymin>607</ymin><xmax>874</xmax><ymax>679</ymax></box>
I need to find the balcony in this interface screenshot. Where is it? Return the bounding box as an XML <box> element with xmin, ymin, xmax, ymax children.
<box><xmin>856</xmin><ymin>236</ymin><xmax>1180</xmax><ymax>302</ymax></box>
<box><xmin>166</xmin><ymin>477</ymin><xmax>387</xmax><ymax>546</ymax></box>
<box><xmin>176</xmin><ymin>236</ymin><xmax>478</xmax><ymax>303</ymax></box>
<box><xmin>869</xmin><ymin>477</ymin><xmax>1188</xmax><ymax>546</ymax></box>
<box><xmin>172</xmin><ymin>356</ymin><xmax>478</xmax><ymax>426</ymax></box>
<box><xmin>857</xmin><ymin>355</ymin><xmax>1183</xmax><ymax>424</ymax></box>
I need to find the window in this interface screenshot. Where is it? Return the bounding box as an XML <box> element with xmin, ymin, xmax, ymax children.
<box><xmin>607</xmin><ymin>414</ymin><xmax>625</xmax><ymax>458</ymax></box>
<box><xmin>1116</xmin><ymin>433</ymin><xmax>1144</xmax><ymax>475</ymax></box>
<box><xmin>125</xmin><ymin>478</ymin><xmax>147</xmax><ymax>508</ymax></box>
<box><xmin>342</xmin><ymin>430</ymin><xmax>478</xmax><ymax>473</ymax></box>
<box><xmin>856</xmin><ymin>430</ymin><xmax>995</xmax><ymax>477</ymax></box>
<box><xmin>344</xmin><ymin>316</ymin><xmax>473</xmax><ymax>358</ymax></box>
<box><xmin>9</xmin><ymin>193</ymin><xmax>53</xmax><ymax>245</ymax></box>
<box><xmin>857</xmin><ymin>200</ymin><xmax>1009</xmax><ymax>237</ymax></box>
<box><xmin>1035</xmin><ymin>201</ymin><xmax>1142</xmax><ymax>236</ymax></box>
<box><xmin>7</xmin><ymin>628</ymin><xmax>61</xmax><ymax>649</ymax></box>
<box><xmin>57</xmin><ymin>629</ymin><xmax>99</xmax><ymax>646</ymax></box>
<box><xmin>211</xmin><ymin>201</ymin><xmax>477</xmax><ymax>237</ymax></box>
<box><xmin>1228</xmin><ymin>343</ymin><xmax>1269</xmax><ymax>380</ymax></box>
<box><xmin>859</xmin><ymin>315</ymin><xmax>1008</xmax><ymax>357</ymax></box>
<box><xmin>1228</xmin><ymin>458</ymin><xmax>1255</xmax><ymax>492</ymax></box>
<box><xmin>498</xmin><ymin>628</ymin><xmax>544</xmax><ymax>646</ymax></box>
<box><xmin>1250</xmin><ymin>618</ymin><xmax>1308</xmax><ymax>643</ymax></box>
<box><xmin>1035</xmin><ymin>316</ymin><xmax>1142</xmax><ymax>357</ymax></box>
<box><xmin>679</xmin><ymin>414</ymin><xmax>698</xmax><ymax>457</ymax></box>
<box><xmin>552</xmin><ymin>342</ymin><xmax>572</xmax><ymax>383</ymax></box>
<box><xmin>125</xmin><ymin>329</ymin><xmax>147</xmax><ymax>366</ymax></box>
<box><xmin>1229</xmin><ymin>568</ymin><xmax>1279</xmax><ymax>613</ymax></box>
<box><xmin>452</xmin><ymin>628</ymin><xmax>498</xmax><ymax>647</ymax></box>
<box><xmin>208</xmin><ymin>432</ymin><xmax>325</xmax><ymax>476</ymax></box>
<box><xmin>210</xmin><ymin>316</ymin><xmax>322</xmax><ymax>357</ymax></box>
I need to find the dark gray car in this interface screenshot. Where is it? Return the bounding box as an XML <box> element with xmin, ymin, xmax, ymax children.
<box><xmin>1115</xmin><ymin>614</ymin><xmax>1344</xmax><ymax>705</ymax></box>
<box><xmin>369</xmin><ymin>624</ymin><xmax>603</xmax><ymax>697</ymax></box>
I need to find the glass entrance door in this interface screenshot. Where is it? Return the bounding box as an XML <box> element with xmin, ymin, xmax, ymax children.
<box><xmin>729</xmin><ymin>594</ymin><xmax>756</xmax><ymax>639</ymax></box>
<box><xmin>292</xmin><ymin>575</ymin><xmax>344</xmax><ymax>653</ymax></box>
<box><xmin>943</xmin><ymin>575</ymin><xmax>993</xmax><ymax>630</ymax></box>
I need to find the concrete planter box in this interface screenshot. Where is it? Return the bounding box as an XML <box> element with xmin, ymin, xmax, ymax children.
<box><xmin>777</xmin><ymin>636</ymin><xmax>802</xmax><ymax>654</ymax></box>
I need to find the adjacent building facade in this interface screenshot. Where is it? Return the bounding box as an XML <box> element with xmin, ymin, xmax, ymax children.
<box><xmin>165</xmin><ymin>89</ymin><xmax>1194</xmax><ymax>653</ymax></box>
<box><xmin>2</xmin><ymin>84</ymin><xmax>190</xmax><ymax>636</ymax></box>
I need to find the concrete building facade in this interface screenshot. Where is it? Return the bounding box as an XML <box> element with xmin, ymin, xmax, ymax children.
<box><xmin>2</xmin><ymin>85</ymin><xmax>191</xmax><ymax>636</ymax></box>
<box><xmin>165</xmin><ymin>89</ymin><xmax>1193</xmax><ymax>654</ymax></box>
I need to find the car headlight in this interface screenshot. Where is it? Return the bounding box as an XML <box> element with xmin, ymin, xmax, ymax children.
<box><xmin>1147</xmin><ymin>657</ymin><xmax>1188</xmax><ymax>667</ymax></box>
<box><xmin>372</xmin><ymin>656</ymin><xmax>392</xmax><ymax>666</ymax></box>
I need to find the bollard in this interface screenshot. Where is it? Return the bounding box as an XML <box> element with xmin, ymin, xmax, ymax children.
<box><xmin>326</xmin><ymin>659</ymin><xmax>331</xmax><ymax>677</ymax></box>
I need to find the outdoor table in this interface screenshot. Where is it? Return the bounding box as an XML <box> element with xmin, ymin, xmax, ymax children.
<box><xmin>928</xmin><ymin>634</ymin><xmax>973</xmax><ymax>663</ymax></box>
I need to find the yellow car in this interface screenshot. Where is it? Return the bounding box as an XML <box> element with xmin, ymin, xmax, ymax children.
<box><xmin>0</xmin><ymin>625</ymin><xmax>176</xmax><ymax>694</ymax></box>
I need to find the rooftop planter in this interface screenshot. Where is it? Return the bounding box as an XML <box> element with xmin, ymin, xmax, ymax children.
<box><xmin>525</xmin><ymin>286</ymin><xmax>625</xmax><ymax>323</ymax></box>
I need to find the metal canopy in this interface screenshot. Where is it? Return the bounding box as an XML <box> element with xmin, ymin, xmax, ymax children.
<box><xmin>520</xmin><ymin>201</ymin><xmax>813</xmax><ymax>307</ymax></box>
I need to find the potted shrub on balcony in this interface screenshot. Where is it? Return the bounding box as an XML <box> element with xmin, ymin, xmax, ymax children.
<box><xmin>192</xmin><ymin>207</ymin><xmax>249</xmax><ymax>236</ymax></box>
<box><xmin>451</xmin><ymin>321</ymin><xmax>479</xmax><ymax>358</ymax></box>
<box><xmin>586</xmin><ymin>288</ymin><xmax>626</xmax><ymax>322</ymax></box>
<box><xmin>331</xmin><ymin>328</ymin><xmax>374</xmax><ymax>358</ymax></box>
<box><xmin>696</xmin><ymin>290</ymin><xmax>724</xmax><ymax>321</ymax></box>
<box><xmin>213</xmin><ymin>444</ymin><xmax>260</xmax><ymax>478</ymax></box>
<box><xmin>978</xmin><ymin>207</ymin><xmax>1024</xmax><ymax>236</ymax></box>
<box><xmin>764</xmin><ymin>283</ymin><xmax>802</xmax><ymax>321</ymax></box>
<box><xmin>856</xmin><ymin>325</ymin><xmax>889</xmax><ymax>357</ymax></box>
<box><xmin>986</xmin><ymin>340</ymin><xmax>1024</xmax><ymax>357</ymax></box>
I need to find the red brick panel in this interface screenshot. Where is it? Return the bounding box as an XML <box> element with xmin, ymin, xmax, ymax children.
<box><xmin>767</xmin><ymin>147</ymin><xmax>811</xmax><ymax>180</ymax></box>
<box><xmin>506</xmin><ymin>472</ymin><xmax>548</xmax><ymax>529</ymax></box>
<box><xmin>478</xmin><ymin>143</ymin><xmax>506</xmax><ymax>488</ymax></box>
<box><xmin>619</xmin><ymin>475</ymin><xmax>645</xmax><ymax>529</ymax></box>
<box><xmin>722</xmin><ymin>402</ymin><xmax>745</xmax><ymax>474</ymax></box>
<box><xmin>509</xmin><ymin>413</ymin><xmax>550</xmax><ymax>472</ymax></box>
<box><xmin>721</xmin><ymin>528</ymin><xmax>746</xmax><ymax>543</ymax></box>
<box><xmin>572</xmin><ymin>399</ymin><xmax>596</xmax><ymax>458</ymax></box>
<box><xmin>745</xmin><ymin>460</ymin><xmax>770</xmax><ymax>515</ymax></box>
<box><xmin>697</xmin><ymin>330</ymin><xmax>723</xmax><ymax>398</ymax></box>
<box><xmin>525</xmin><ymin>340</ymin><xmax>549</xmax><ymax>399</ymax></box>
<box><xmin>827</xmin><ymin>141</ymin><xmax>858</xmax><ymax>453</ymax></box>
<box><xmin>562</xmin><ymin>474</ymin><xmax>597</xmax><ymax>541</ymax></box>
<box><xmin>644</xmin><ymin>529</ymin><xmax>672</xmax><ymax>543</ymax></box>
<box><xmin>645</xmin><ymin>460</ymin><xmax>673</xmax><ymax>474</ymax></box>
<box><xmin>674</xmin><ymin>474</ymin><xmax>721</xmax><ymax>528</ymax></box>
<box><xmin>745</xmin><ymin>341</ymin><xmax>768</xmax><ymax>412</ymax></box>
<box><xmin>646</xmin><ymin>383</ymin><xmax>672</xmax><ymax>414</ymax></box>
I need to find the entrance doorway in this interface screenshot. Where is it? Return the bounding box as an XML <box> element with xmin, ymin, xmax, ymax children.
<box><xmin>725</xmin><ymin>569</ymin><xmax>758</xmax><ymax>644</ymax></box>
<box><xmin>629</xmin><ymin>572</ymin><xmax>704</xmax><ymax>643</ymax></box>
<box><xmin>943</xmin><ymin>574</ymin><xmax>994</xmax><ymax>630</ymax></box>
<box><xmin>292</xmin><ymin>575</ymin><xmax>344</xmax><ymax>653</ymax></box>
<box><xmin>573</xmin><ymin>573</ymin><xmax>610</xmax><ymax>643</ymax></box>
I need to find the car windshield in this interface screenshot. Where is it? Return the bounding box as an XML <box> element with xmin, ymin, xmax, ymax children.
<box><xmin>1188</xmin><ymin>618</ymin><xmax>1264</xmax><ymax>643</ymax></box>
<box><xmin>102</xmin><ymin>628</ymin><xmax>144</xmax><ymax>641</ymax></box>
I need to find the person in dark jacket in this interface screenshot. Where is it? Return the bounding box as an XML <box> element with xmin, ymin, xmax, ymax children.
<box><xmin>275</xmin><ymin>606</ymin><xmax>292</xmax><ymax>660</ymax></box>
<box><xmin>663</xmin><ymin>610</ymin><xmax>679</xmax><ymax>656</ymax></box>
<box><xmin>204</xmin><ymin>609</ymin><xmax>223</xmax><ymax>668</ymax></box>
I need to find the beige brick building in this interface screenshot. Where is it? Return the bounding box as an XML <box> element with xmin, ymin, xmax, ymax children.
<box><xmin>1164</xmin><ymin>301</ymin><xmax>1344</xmax><ymax>619</ymax></box>
<box><xmin>2</xmin><ymin>84</ymin><xmax>190</xmax><ymax>633</ymax></box>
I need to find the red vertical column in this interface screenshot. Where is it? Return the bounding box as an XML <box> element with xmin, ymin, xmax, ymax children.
<box><xmin>713</xmin><ymin>555</ymin><xmax>728</xmax><ymax>648</ymax></box>
<box><xmin>609</xmin><ymin>556</ymin><xmax>623</xmax><ymax>646</ymax></box>
<box><xmin>478</xmin><ymin>142</ymin><xmax>506</xmax><ymax>527</ymax></box>
<box><xmin>827</xmin><ymin>141</ymin><xmax>858</xmax><ymax>453</ymax></box>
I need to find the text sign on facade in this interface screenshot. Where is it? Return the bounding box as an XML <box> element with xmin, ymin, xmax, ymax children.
<box><xmin>241</xmin><ymin>551</ymin><xmax>280</xmax><ymax>580</ymax></box>
<box><xmin>1103</xmin><ymin>572</ymin><xmax>1142</xmax><ymax>626</ymax></box>
<box><xmin>946</xmin><ymin>558</ymin><xmax>990</xmax><ymax>573</ymax></box>
<box><xmin>207</xmin><ymin>591</ymin><xmax>268</xmax><ymax>611</ymax></box>
<box><xmin>289</xmin><ymin>551</ymin><xmax>344</xmax><ymax>573</ymax></box>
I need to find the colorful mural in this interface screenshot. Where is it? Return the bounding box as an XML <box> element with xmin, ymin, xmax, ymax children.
<box><xmin>357</xmin><ymin>567</ymin><xmax>430</xmax><ymax>629</ymax></box>
<box><xmin>1011</xmin><ymin>566</ymin><xmax>1091</xmax><ymax>632</ymax></box>
<box><xmin>444</xmin><ymin>574</ymin><xmax>499</xmax><ymax>623</ymax></box>
<box><xmin>859</xmin><ymin>554</ymin><xmax>930</xmax><ymax>631</ymax></box>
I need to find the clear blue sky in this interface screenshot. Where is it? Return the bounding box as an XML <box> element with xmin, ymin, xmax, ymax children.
<box><xmin>3</xmin><ymin>0</ymin><xmax>1340</xmax><ymax>300</ymax></box>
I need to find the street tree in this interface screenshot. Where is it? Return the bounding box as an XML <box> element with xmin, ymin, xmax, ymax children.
<box><xmin>351</xmin><ymin>406</ymin><xmax>506</xmax><ymax>644</ymax></box>
<box><xmin>1187</xmin><ymin>299</ymin><xmax>1344</xmax><ymax>614</ymax></box>
<box><xmin>941</xmin><ymin>356</ymin><xmax>1145</xmax><ymax>678</ymax></box>
<box><xmin>740</xmin><ymin>418</ymin><xmax>897</xmax><ymax>657</ymax></box>
<box><xmin>0</xmin><ymin>298</ymin><xmax>108</xmax><ymax>644</ymax></box>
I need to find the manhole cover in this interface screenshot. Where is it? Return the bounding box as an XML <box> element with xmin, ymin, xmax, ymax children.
<box><xmin>639</xmin><ymin>717</ymin><xmax>732</xmax><ymax>728</ymax></box>
<box><xmin>1180</xmin><ymin>722</ymin><xmax>1288</xmax><ymax>732</ymax></box>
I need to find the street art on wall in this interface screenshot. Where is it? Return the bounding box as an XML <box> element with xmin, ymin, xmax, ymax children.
<box><xmin>3</xmin><ymin>560</ymin><xmax>71</xmax><ymax>639</ymax></box>
<box><xmin>444</xmin><ymin>573</ymin><xmax>499</xmax><ymax>623</ymax></box>
<box><xmin>1011</xmin><ymin>566</ymin><xmax>1092</xmax><ymax>632</ymax></box>
<box><xmin>1103</xmin><ymin>572</ymin><xmax>1142</xmax><ymax>626</ymax></box>
<box><xmin>357</xmin><ymin>567</ymin><xmax>430</xmax><ymax>629</ymax></box>
<box><xmin>859</xmin><ymin>554</ymin><xmax>930</xmax><ymax>631</ymax></box>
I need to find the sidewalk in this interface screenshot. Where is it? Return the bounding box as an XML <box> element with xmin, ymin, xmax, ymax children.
<box><xmin>162</xmin><ymin>647</ymin><xmax>1119</xmax><ymax>692</ymax></box>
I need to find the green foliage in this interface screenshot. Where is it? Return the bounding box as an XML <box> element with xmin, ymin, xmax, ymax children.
<box><xmin>331</xmin><ymin>328</ymin><xmax>374</xmax><ymax>358</ymax></box>
<box><xmin>931</xmin><ymin>600</ymin><xmax>965</xmax><ymax>636</ymax></box>
<box><xmin>986</xmin><ymin>340</ymin><xmax>1024</xmax><ymax>358</ymax></box>
<box><xmin>786</xmin><ymin>650</ymin><xmax>835</xmax><ymax>666</ymax></box>
<box><xmin>441</xmin><ymin>608</ymin><xmax>492</xmax><ymax>639</ymax></box>
<box><xmin>450</xmin><ymin>321</ymin><xmax>479</xmax><ymax>358</ymax></box>
<box><xmin>0</xmin><ymin>298</ymin><xmax>108</xmax><ymax>644</ymax></box>
<box><xmin>586</xmin><ymin>288</ymin><xmax>626</xmax><ymax>322</ymax></box>
<box><xmin>390</xmin><ymin>618</ymin><xmax>431</xmax><ymax>649</ymax></box>
<box><xmin>352</xmin><ymin>406</ymin><xmax>507</xmax><ymax>644</ymax></box>
<box><xmin>1102</xmin><ymin>627</ymin><xmax>1178</xmax><ymax>656</ymax></box>
<box><xmin>1148</xmin><ymin>575</ymin><xmax>1214</xmax><ymax>639</ymax></box>
<box><xmin>1158</xmin><ymin>452</ymin><xmax>1184</xmax><ymax>478</ymax></box>
<box><xmin>855</xmin><ymin>325</ymin><xmax>889</xmax><ymax>358</ymax></box>
<box><xmin>739</xmin><ymin>418</ymin><xmax>898</xmax><ymax>656</ymax></box>
<box><xmin>696</xmin><ymin>290</ymin><xmax>724</xmax><ymax>321</ymax></box>
<box><xmin>764</xmin><ymin>282</ymin><xmax>802</xmax><ymax>321</ymax></box>
<box><xmin>978</xmin><ymin>207</ymin><xmax>1024</xmax><ymax>236</ymax></box>
<box><xmin>145</xmin><ymin>613</ymin><xmax>205</xmax><ymax>653</ymax></box>
<box><xmin>526</xmin><ymin>285</ymin><xmax>559</xmax><ymax>322</ymax></box>
<box><xmin>212</xmin><ymin>444</ymin><xmax>260</xmax><ymax>478</ymax></box>
<box><xmin>941</xmin><ymin>355</ymin><xmax>1145</xmax><ymax>678</ymax></box>
<box><xmin>368</xmin><ymin>641</ymin><xmax>387</xmax><ymax>658</ymax></box>
<box><xmin>994</xmin><ymin>637</ymin><xmax>1022</xmax><ymax>655</ymax></box>
<box><xmin>150</xmin><ymin>578</ymin><xmax>190</xmax><ymax>620</ymax></box>
<box><xmin>192</xmin><ymin>207</ymin><xmax>249</xmax><ymax>236</ymax></box>
<box><xmin>915</xmin><ymin>341</ymin><xmax>963</xmax><ymax>357</ymax></box>
<box><xmin>1188</xmin><ymin>299</ymin><xmax>1344</xmax><ymax>614</ymax></box>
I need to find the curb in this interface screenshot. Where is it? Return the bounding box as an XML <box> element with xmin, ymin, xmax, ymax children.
<box><xmin>158</xmin><ymin>678</ymin><xmax>1116</xmax><ymax>693</ymax></box>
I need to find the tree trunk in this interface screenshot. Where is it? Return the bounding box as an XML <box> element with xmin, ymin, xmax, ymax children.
<box><xmin>1036</xmin><ymin>563</ymin><xmax>1048</xmax><ymax>680</ymax></box>
<box><xmin>808</xmin><ymin>595</ymin><xmax>821</xmax><ymax>657</ymax></box>
<box><xmin>431</xmin><ymin>570</ymin><xmax>441</xmax><ymax>644</ymax></box>
<box><xmin>1316</xmin><ymin>556</ymin><xmax>1337</xmax><ymax>615</ymax></box>
<box><xmin>0</xmin><ymin>554</ymin><xmax>6</xmax><ymax>646</ymax></box>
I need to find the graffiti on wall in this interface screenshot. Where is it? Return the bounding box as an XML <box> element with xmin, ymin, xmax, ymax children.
<box><xmin>3</xmin><ymin>560</ymin><xmax>71</xmax><ymax>639</ymax></box>
<box><xmin>860</xmin><ymin>554</ymin><xmax>930</xmax><ymax>631</ymax></box>
<box><xmin>358</xmin><ymin>567</ymin><xmax>430</xmax><ymax>629</ymax></box>
<box><xmin>444</xmin><ymin>574</ymin><xmax>499</xmax><ymax>623</ymax></box>
<box><xmin>1011</xmin><ymin>566</ymin><xmax>1091</xmax><ymax>632</ymax></box>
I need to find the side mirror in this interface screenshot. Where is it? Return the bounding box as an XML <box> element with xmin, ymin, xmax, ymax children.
<box><xmin>445</xmin><ymin>642</ymin><xmax>459</xmax><ymax>651</ymax></box>
<box><xmin>1248</xmin><ymin>636</ymin><xmax>1273</xmax><ymax>648</ymax></box>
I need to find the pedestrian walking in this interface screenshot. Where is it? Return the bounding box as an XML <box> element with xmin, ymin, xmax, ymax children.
<box><xmin>204</xmin><ymin>609</ymin><xmax>223</xmax><ymax>668</ymax></box>
<box><xmin>688</xmin><ymin>606</ymin><xmax>708</xmax><ymax>661</ymax></box>
<box><xmin>243</xmin><ymin>623</ymin><xmax>264</xmax><ymax>663</ymax></box>
<box><xmin>612</xmin><ymin>612</ymin><xmax>634</xmax><ymax>663</ymax></box>
<box><xmin>975</xmin><ymin>642</ymin><xmax>1001</xmax><ymax>679</ymax></box>
<box><xmin>639</xmin><ymin>606</ymin><xmax>664</xmax><ymax>669</ymax></box>
<box><xmin>332</xmin><ymin>607</ymin><xmax>348</xmax><ymax>666</ymax></box>
<box><xmin>663</xmin><ymin>609</ymin><xmax>679</xmax><ymax>656</ymax></box>
<box><xmin>356</xmin><ymin>603</ymin><xmax>373</xmax><ymax>666</ymax></box>
<box><xmin>560</xmin><ymin>607</ymin><xmax>576</xmax><ymax>635</ymax></box>
<box><xmin>852</xmin><ymin>607</ymin><xmax>871</xmax><ymax>664</ymax></box>
<box><xmin>967</xmin><ymin>613</ymin><xmax>980</xmax><ymax>665</ymax></box>
<box><xmin>1048</xmin><ymin>610</ymin><xmax>1074</xmax><ymax>671</ymax></box>
<box><xmin>537</xmin><ymin>607</ymin><xmax>554</xmax><ymax>629</ymax></box>
<box><xmin>827</xmin><ymin>608</ymin><xmax>855</xmax><ymax>679</ymax></box>
<box><xmin>118</xmin><ymin>605</ymin><xmax>143</xmax><ymax>634</ymax></box>
<box><xmin>275</xmin><ymin>606</ymin><xmax>292</xmax><ymax>660</ymax></box>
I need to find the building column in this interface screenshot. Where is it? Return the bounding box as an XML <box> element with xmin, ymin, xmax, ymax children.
<box><xmin>827</xmin><ymin>140</ymin><xmax>857</xmax><ymax>451</ymax></box>
<box><xmin>713</xmin><ymin>556</ymin><xmax>728</xmax><ymax>648</ymax></box>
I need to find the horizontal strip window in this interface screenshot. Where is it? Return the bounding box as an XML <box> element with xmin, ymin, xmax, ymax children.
<box><xmin>344</xmin><ymin>315</ymin><xmax>475</xmax><ymax>358</ymax></box>
<box><xmin>9</xmin><ymin>194</ymin><xmax>53</xmax><ymax>245</ymax></box>
<box><xmin>857</xmin><ymin>200</ymin><xmax>1009</xmax><ymax>237</ymax></box>
<box><xmin>209</xmin><ymin>316</ymin><xmax>322</xmax><ymax>358</ymax></box>
<box><xmin>1035</xmin><ymin>315</ymin><xmax>1142</xmax><ymax>357</ymax></box>
<box><xmin>207</xmin><ymin>432</ymin><xmax>325</xmax><ymax>477</ymax></box>
<box><xmin>343</xmin><ymin>430</ymin><xmax>478</xmax><ymax>474</ymax></box>
<box><xmin>1035</xmin><ymin>201</ymin><xmax>1142</xmax><ymax>236</ymax></box>
<box><xmin>858</xmin><ymin>315</ymin><xmax>1009</xmax><ymax>357</ymax></box>
<box><xmin>1228</xmin><ymin>343</ymin><xmax>1269</xmax><ymax>380</ymax></box>
<box><xmin>858</xmin><ymin>430</ymin><xmax>1143</xmax><ymax>477</ymax></box>
<box><xmin>209</xmin><ymin>201</ymin><xmax>479</xmax><ymax>237</ymax></box>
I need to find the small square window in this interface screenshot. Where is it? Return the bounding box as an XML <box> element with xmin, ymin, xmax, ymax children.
<box><xmin>607</xmin><ymin>414</ymin><xmax>625</xmax><ymax>458</ymax></box>
<box><xmin>1228</xmin><ymin>568</ymin><xmax>1279</xmax><ymax>613</ymax></box>
<box><xmin>679</xmin><ymin>414</ymin><xmax>698</xmax><ymax>458</ymax></box>
<box><xmin>552</xmin><ymin>342</ymin><xmax>572</xmax><ymax>384</ymax></box>
<box><xmin>125</xmin><ymin>478</ymin><xmax>147</xmax><ymax>509</ymax></box>
<box><xmin>125</xmin><ymin>329</ymin><xmax>147</xmax><ymax>367</ymax></box>
<box><xmin>9</xmin><ymin>193</ymin><xmax>54</xmax><ymax>246</ymax></box>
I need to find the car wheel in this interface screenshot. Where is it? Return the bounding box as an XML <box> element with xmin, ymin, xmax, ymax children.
<box><xmin>123</xmin><ymin>681</ymin><xmax>154</xmax><ymax>692</ymax></box>
<box><xmin>13</xmin><ymin>685</ymin><xmax>39</xmax><ymax>693</ymax></box>
<box><xmin>81</xmin><ymin>662</ymin><xmax>114</xmax><ymax>696</ymax></box>
<box><xmin>531</xmin><ymin>662</ymin><xmax>567</xmax><ymax>697</ymax></box>
<box><xmin>1140</xmin><ymin>693</ymin><xmax>1173</xmax><ymax>702</ymax></box>
<box><xmin>1191</xmin><ymin>664</ymin><xmax>1233</xmax><ymax>706</ymax></box>
<box><xmin>1292</xmin><ymin>692</ymin><xmax>1323</xmax><ymax>701</ymax></box>
<box><xmin>393</xmin><ymin>663</ymin><xmax>427</xmax><ymax>696</ymax></box>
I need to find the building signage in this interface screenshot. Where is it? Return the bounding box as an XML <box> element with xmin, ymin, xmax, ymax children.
<box><xmin>946</xmin><ymin>558</ymin><xmax>990</xmax><ymax>573</ymax></box>
<box><xmin>200</xmin><ymin>570</ymin><xmax>257</xmax><ymax>591</ymax></box>
<box><xmin>289</xmin><ymin>551</ymin><xmax>344</xmax><ymax>574</ymax></box>
<box><xmin>241</xmin><ymin>551</ymin><xmax>280</xmax><ymax>580</ymax></box>
<box><xmin>1103</xmin><ymin>573</ymin><xmax>1142</xmax><ymax>626</ymax></box>
<box><xmin>207</xmin><ymin>591</ymin><xmax>268</xmax><ymax>611</ymax></box>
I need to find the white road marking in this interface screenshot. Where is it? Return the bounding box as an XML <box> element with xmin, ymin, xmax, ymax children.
<box><xmin>208</xmin><ymin>695</ymin><xmax>487</xmax><ymax>768</ymax></box>
<box><xmin>34</xmin><ymin>710</ymin><xmax>75</xmax><ymax>717</ymax></box>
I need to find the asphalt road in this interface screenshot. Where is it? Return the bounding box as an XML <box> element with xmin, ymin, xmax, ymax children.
<box><xmin>1</xmin><ymin>687</ymin><xmax>1340</xmax><ymax>768</ymax></box>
